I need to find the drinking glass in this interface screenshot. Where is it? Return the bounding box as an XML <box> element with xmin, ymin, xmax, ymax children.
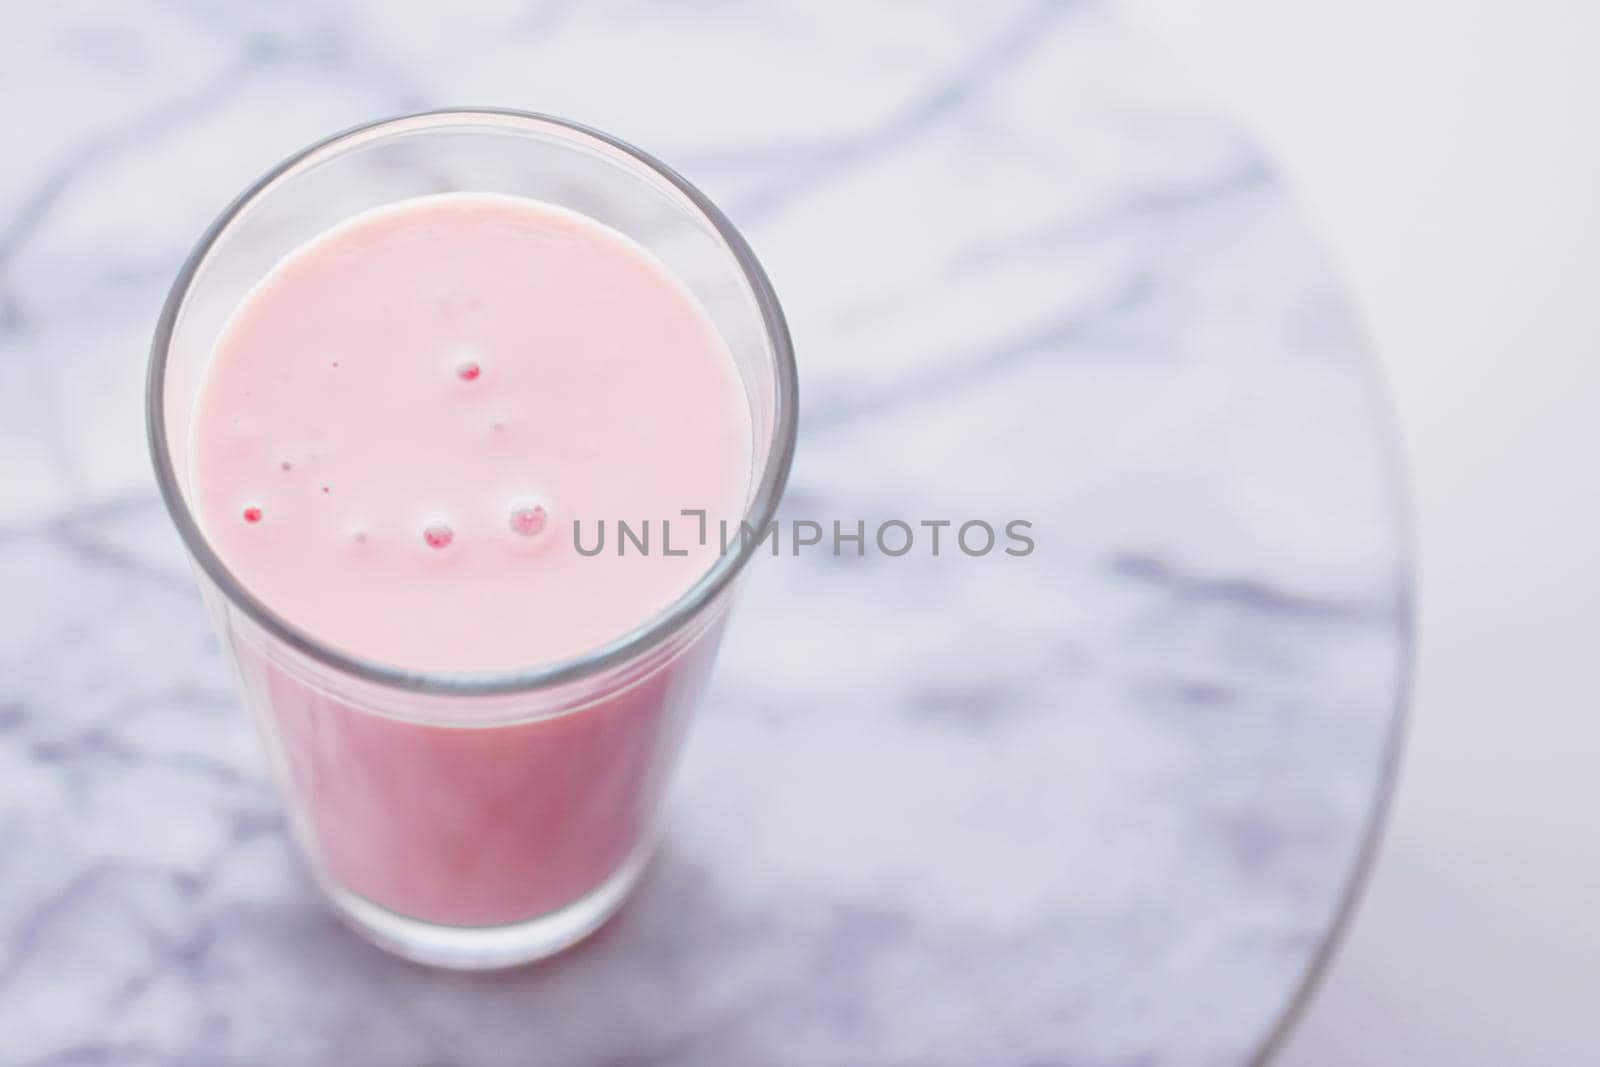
<box><xmin>147</xmin><ymin>110</ymin><xmax>797</xmax><ymax>969</ymax></box>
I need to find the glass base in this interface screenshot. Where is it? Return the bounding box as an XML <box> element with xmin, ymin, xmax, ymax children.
<box><xmin>321</xmin><ymin>848</ymin><xmax>650</xmax><ymax>970</ymax></box>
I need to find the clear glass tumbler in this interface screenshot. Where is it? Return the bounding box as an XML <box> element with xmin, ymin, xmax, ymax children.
<box><xmin>146</xmin><ymin>111</ymin><xmax>797</xmax><ymax>969</ymax></box>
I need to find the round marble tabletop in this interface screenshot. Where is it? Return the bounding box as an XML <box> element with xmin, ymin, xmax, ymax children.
<box><xmin>0</xmin><ymin>3</ymin><xmax>1408</xmax><ymax>1065</ymax></box>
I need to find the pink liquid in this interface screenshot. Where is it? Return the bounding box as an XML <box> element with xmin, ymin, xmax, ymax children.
<box><xmin>192</xmin><ymin>194</ymin><xmax>751</xmax><ymax>925</ymax></box>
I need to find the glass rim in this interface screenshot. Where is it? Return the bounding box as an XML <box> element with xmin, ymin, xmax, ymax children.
<box><xmin>146</xmin><ymin>107</ymin><xmax>798</xmax><ymax>698</ymax></box>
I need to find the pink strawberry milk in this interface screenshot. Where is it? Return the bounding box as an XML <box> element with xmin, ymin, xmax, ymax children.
<box><xmin>190</xmin><ymin>193</ymin><xmax>752</xmax><ymax>935</ymax></box>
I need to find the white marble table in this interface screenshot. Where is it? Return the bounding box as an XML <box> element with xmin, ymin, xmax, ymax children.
<box><xmin>0</xmin><ymin>2</ymin><xmax>1407</xmax><ymax>1064</ymax></box>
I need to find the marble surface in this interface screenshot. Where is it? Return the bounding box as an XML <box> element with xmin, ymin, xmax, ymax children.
<box><xmin>0</xmin><ymin>2</ymin><xmax>1408</xmax><ymax>1065</ymax></box>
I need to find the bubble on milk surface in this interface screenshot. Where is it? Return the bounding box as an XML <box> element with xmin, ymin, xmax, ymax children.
<box><xmin>423</xmin><ymin>521</ymin><xmax>454</xmax><ymax>549</ymax></box>
<box><xmin>509</xmin><ymin>501</ymin><xmax>549</xmax><ymax>538</ymax></box>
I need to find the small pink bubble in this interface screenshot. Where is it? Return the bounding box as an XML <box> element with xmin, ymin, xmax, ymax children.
<box><xmin>280</xmin><ymin>460</ymin><xmax>293</xmax><ymax>471</ymax></box>
<box><xmin>242</xmin><ymin>506</ymin><xmax>263</xmax><ymax>524</ymax></box>
<box><xmin>509</xmin><ymin>503</ymin><xmax>549</xmax><ymax>538</ymax></box>
<box><xmin>423</xmin><ymin>521</ymin><xmax>454</xmax><ymax>549</ymax></box>
<box><xmin>457</xmin><ymin>361</ymin><xmax>481</xmax><ymax>382</ymax></box>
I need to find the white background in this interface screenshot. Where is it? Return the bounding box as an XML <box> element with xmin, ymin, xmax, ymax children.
<box><xmin>1123</xmin><ymin>1</ymin><xmax>1600</xmax><ymax>1062</ymax></box>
